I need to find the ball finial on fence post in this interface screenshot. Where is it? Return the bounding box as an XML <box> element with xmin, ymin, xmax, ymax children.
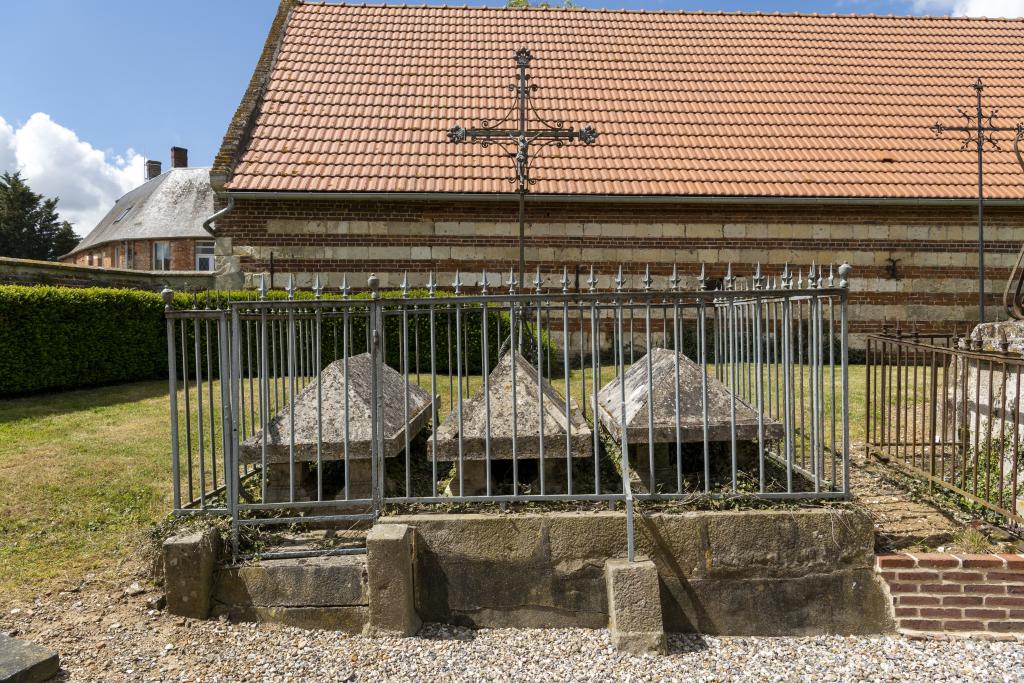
<box><xmin>161</xmin><ymin>286</ymin><xmax>174</xmax><ymax>311</ymax></box>
<box><xmin>838</xmin><ymin>262</ymin><xmax>852</xmax><ymax>289</ymax></box>
<box><xmin>368</xmin><ymin>273</ymin><xmax>380</xmax><ymax>298</ymax></box>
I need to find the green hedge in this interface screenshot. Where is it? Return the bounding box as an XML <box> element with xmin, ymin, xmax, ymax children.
<box><xmin>0</xmin><ymin>285</ymin><xmax>546</xmax><ymax>396</ymax></box>
<box><xmin>0</xmin><ymin>285</ymin><xmax>168</xmax><ymax>395</ymax></box>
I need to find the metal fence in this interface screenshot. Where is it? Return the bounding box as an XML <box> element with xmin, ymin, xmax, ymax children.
<box><xmin>866</xmin><ymin>332</ymin><xmax>1024</xmax><ymax>526</ymax></box>
<box><xmin>164</xmin><ymin>263</ymin><xmax>852</xmax><ymax>559</ymax></box>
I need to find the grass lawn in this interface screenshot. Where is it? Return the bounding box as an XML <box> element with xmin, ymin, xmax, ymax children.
<box><xmin>0</xmin><ymin>364</ymin><xmax>870</xmax><ymax>601</ymax></box>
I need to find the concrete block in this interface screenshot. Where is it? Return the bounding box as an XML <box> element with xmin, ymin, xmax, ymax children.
<box><xmin>366</xmin><ymin>524</ymin><xmax>421</xmax><ymax>636</ymax></box>
<box><xmin>163</xmin><ymin>527</ymin><xmax>220</xmax><ymax>619</ymax></box>
<box><xmin>0</xmin><ymin>634</ymin><xmax>59</xmax><ymax>683</ymax></box>
<box><xmin>605</xmin><ymin>557</ymin><xmax>667</xmax><ymax>655</ymax></box>
<box><xmin>214</xmin><ymin>555</ymin><xmax>368</xmax><ymax>608</ymax></box>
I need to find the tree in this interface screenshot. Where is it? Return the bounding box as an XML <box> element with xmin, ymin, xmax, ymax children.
<box><xmin>0</xmin><ymin>172</ymin><xmax>79</xmax><ymax>260</ymax></box>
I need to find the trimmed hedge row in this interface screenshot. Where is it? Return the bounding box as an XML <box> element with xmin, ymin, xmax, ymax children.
<box><xmin>0</xmin><ymin>285</ymin><xmax>168</xmax><ymax>395</ymax></box>
<box><xmin>0</xmin><ymin>285</ymin><xmax>541</xmax><ymax>396</ymax></box>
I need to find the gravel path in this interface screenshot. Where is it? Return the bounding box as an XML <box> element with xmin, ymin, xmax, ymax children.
<box><xmin>4</xmin><ymin>587</ymin><xmax>1024</xmax><ymax>683</ymax></box>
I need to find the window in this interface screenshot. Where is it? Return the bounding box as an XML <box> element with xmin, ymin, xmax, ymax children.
<box><xmin>153</xmin><ymin>241</ymin><xmax>171</xmax><ymax>271</ymax></box>
<box><xmin>125</xmin><ymin>243</ymin><xmax>134</xmax><ymax>269</ymax></box>
<box><xmin>112</xmin><ymin>204</ymin><xmax>133</xmax><ymax>223</ymax></box>
<box><xmin>196</xmin><ymin>241</ymin><xmax>215</xmax><ymax>271</ymax></box>
<box><xmin>113</xmin><ymin>246</ymin><xmax>120</xmax><ymax>268</ymax></box>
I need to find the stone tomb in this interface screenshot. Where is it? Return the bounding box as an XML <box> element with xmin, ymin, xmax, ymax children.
<box><xmin>597</xmin><ymin>347</ymin><xmax>783</xmax><ymax>488</ymax></box>
<box><xmin>240</xmin><ymin>353</ymin><xmax>432</xmax><ymax>501</ymax></box>
<box><xmin>433</xmin><ymin>350</ymin><xmax>592</xmax><ymax>495</ymax></box>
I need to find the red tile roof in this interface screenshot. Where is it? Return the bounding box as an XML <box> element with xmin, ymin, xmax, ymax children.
<box><xmin>220</xmin><ymin>3</ymin><xmax>1024</xmax><ymax>200</ymax></box>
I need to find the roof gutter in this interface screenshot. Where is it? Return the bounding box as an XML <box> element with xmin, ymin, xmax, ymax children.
<box><xmin>202</xmin><ymin>196</ymin><xmax>235</xmax><ymax>237</ymax></box>
<box><xmin>223</xmin><ymin>191</ymin><xmax>1024</xmax><ymax>207</ymax></box>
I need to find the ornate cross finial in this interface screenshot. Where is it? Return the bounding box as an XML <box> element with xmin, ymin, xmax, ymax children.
<box><xmin>515</xmin><ymin>47</ymin><xmax>533</xmax><ymax>68</ymax></box>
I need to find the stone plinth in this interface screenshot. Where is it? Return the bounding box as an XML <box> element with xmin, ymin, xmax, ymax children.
<box><xmin>241</xmin><ymin>353</ymin><xmax>433</xmax><ymax>501</ymax></box>
<box><xmin>605</xmin><ymin>557</ymin><xmax>667</xmax><ymax>654</ymax></box>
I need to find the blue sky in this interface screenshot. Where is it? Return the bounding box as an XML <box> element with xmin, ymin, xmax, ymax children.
<box><xmin>0</xmin><ymin>0</ymin><xmax>998</xmax><ymax>231</ymax></box>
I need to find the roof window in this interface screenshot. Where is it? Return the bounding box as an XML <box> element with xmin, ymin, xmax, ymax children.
<box><xmin>112</xmin><ymin>205</ymin><xmax>134</xmax><ymax>223</ymax></box>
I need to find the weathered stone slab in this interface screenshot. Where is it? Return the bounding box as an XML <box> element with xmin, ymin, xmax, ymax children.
<box><xmin>0</xmin><ymin>634</ymin><xmax>59</xmax><ymax>683</ymax></box>
<box><xmin>597</xmin><ymin>347</ymin><xmax>783</xmax><ymax>444</ymax></box>
<box><xmin>163</xmin><ymin>527</ymin><xmax>220</xmax><ymax>619</ymax></box>
<box><xmin>605</xmin><ymin>558</ymin><xmax>667</xmax><ymax>654</ymax></box>
<box><xmin>240</xmin><ymin>353</ymin><xmax>432</xmax><ymax>464</ymax></box>
<box><xmin>211</xmin><ymin>605</ymin><xmax>369</xmax><ymax>632</ymax></box>
<box><xmin>214</xmin><ymin>554</ymin><xmax>368</xmax><ymax>608</ymax></box>
<box><xmin>383</xmin><ymin>509</ymin><xmax>890</xmax><ymax>635</ymax></box>
<box><xmin>434</xmin><ymin>351</ymin><xmax>591</xmax><ymax>461</ymax></box>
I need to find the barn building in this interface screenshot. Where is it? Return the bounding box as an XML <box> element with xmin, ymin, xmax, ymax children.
<box><xmin>207</xmin><ymin>2</ymin><xmax>1024</xmax><ymax>344</ymax></box>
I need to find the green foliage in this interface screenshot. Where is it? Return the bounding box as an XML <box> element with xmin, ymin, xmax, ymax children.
<box><xmin>0</xmin><ymin>285</ymin><xmax>557</xmax><ymax>396</ymax></box>
<box><xmin>0</xmin><ymin>285</ymin><xmax>166</xmax><ymax>395</ymax></box>
<box><xmin>0</xmin><ymin>172</ymin><xmax>79</xmax><ymax>260</ymax></box>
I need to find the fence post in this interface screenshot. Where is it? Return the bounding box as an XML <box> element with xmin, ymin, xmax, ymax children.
<box><xmin>368</xmin><ymin>274</ymin><xmax>384</xmax><ymax>514</ymax></box>
<box><xmin>163</xmin><ymin>287</ymin><xmax>181</xmax><ymax>511</ymax></box>
<box><xmin>838</xmin><ymin>263</ymin><xmax>852</xmax><ymax>495</ymax></box>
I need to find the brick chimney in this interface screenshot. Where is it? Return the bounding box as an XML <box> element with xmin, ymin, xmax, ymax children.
<box><xmin>145</xmin><ymin>160</ymin><xmax>163</xmax><ymax>180</ymax></box>
<box><xmin>170</xmin><ymin>146</ymin><xmax>188</xmax><ymax>168</ymax></box>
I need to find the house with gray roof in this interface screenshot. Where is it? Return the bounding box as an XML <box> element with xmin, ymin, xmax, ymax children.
<box><xmin>62</xmin><ymin>147</ymin><xmax>216</xmax><ymax>273</ymax></box>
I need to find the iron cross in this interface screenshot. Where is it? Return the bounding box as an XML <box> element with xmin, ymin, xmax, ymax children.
<box><xmin>448</xmin><ymin>48</ymin><xmax>598</xmax><ymax>287</ymax></box>
<box><xmin>930</xmin><ymin>78</ymin><xmax>1024</xmax><ymax>323</ymax></box>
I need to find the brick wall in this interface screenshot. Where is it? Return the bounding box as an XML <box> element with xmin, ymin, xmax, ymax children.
<box><xmin>214</xmin><ymin>196</ymin><xmax>1024</xmax><ymax>345</ymax></box>
<box><xmin>877</xmin><ymin>553</ymin><xmax>1024</xmax><ymax>638</ymax></box>
<box><xmin>66</xmin><ymin>239</ymin><xmax>202</xmax><ymax>273</ymax></box>
<box><xmin>0</xmin><ymin>256</ymin><xmax>215</xmax><ymax>291</ymax></box>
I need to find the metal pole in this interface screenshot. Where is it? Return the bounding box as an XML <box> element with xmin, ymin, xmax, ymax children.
<box><xmin>975</xmin><ymin>80</ymin><xmax>986</xmax><ymax>323</ymax></box>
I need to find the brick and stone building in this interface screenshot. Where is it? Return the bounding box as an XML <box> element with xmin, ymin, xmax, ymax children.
<box><xmin>207</xmin><ymin>2</ymin><xmax>1024</xmax><ymax>345</ymax></box>
<box><xmin>62</xmin><ymin>147</ymin><xmax>217</xmax><ymax>273</ymax></box>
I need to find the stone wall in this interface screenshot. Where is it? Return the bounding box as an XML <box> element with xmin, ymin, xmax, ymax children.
<box><xmin>877</xmin><ymin>552</ymin><xmax>1024</xmax><ymax>638</ymax></box>
<box><xmin>214</xmin><ymin>196</ymin><xmax>1024</xmax><ymax>348</ymax></box>
<box><xmin>381</xmin><ymin>509</ymin><xmax>893</xmax><ymax>635</ymax></box>
<box><xmin>0</xmin><ymin>256</ymin><xmax>215</xmax><ymax>291</ymax></box>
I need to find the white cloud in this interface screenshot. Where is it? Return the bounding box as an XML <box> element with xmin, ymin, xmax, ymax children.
<box><xmin>913</xmin><ymin>0</ymin><xmax>1024</xmax><ymax>16</ymax></box>
<box><xmin>0</xmin><ymin>113</ymin><xmax>143</xmax><ymax>234</ymax></box>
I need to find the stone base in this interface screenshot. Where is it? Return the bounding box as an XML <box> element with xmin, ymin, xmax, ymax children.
<box><xmin>605</xmin><ymin>557</ymin><xmax>667</xmax><ymax>655</ymax></box>
<box><xmin>163</xmin><ymin>527</ymin><xmax>220</xmax><ymax>619</ymax></box>
<box><xmin>366</xmin><ymin>524</ymin><xmax>421</xmax><ymax>636</ymax></box>
<box><xmin>447</xmin><ymin>458</ymin><xmax>573</xmax><ymax>496</ymax></box>
<box><xmin>265</xmin><ymin>460</ymin><xmax>374</xmax><ymax>503</ymax></box>
<box><xmin>0</xmin><ymin>633</ymin><xmax>60</xmax><ymax>683</ymax></box>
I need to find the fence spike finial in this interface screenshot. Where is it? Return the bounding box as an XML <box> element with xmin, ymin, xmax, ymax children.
<box><xmin>698</xmin><ymin>263</ymin><xmax>707</xmax><ymax>291</ymax></box>
<box><xmin>453</xmin><ymin>269</ymin><xmax>463</xmax><ymax>294</ymax></box>
<box><xmin>480</xmin><ymin>268</ymin><xmax>489</xmax><ymax>294</ymax></box>
<box><xmin>340</xmin><ymin>273</ymin><xmax>350</xmax><ymax>297</ymax></box>
<box><xmin>753</xmin><ymin>262</ymin><xmax>764</xmax><ymax>290</ymax></box>
<box><xmin>838</xmin><ymin>262</ymin><xmax>852</xmax><ymax>289</ymax></box>
<box><xmin>587</xmin><ymin>265</ymin><xmax>598</xmax><ymax>292</ymax></box>
<box><xmin>507</xmin><ymin>266</ymin><xmax>517</xmax><ymax>294</ymax></box>
<box><xmin>400</xmin><ymin>270</ymin><xmax>409</xmax><ymax>296</ymax></box>
<box><xmin>724</xmin><ymin>263</ymin><xmax>735</xmax><ymax>290</ymax></box>
<box><xmin>258</xmin><ymin>273</ymin><xmax>267</xmax><ymax>300</ymax></box>
<box><xmin>669</xmin><ymin>263</ymin><xmax>680</xmax><ymax>291</ymax></box>
<box><xmin>313</xmin><ymin>273</ymin><xmax>323</xmax><ymax>300</ymax></box>
<box><xmin>427</xmin><ymin>271</ymin><xmax>436</xmax><ymax>296</ymax></box>
<box><xmin>781</xmin><ymin>262</ymin><xmax>792</xmax><ymax>290</ymax></box>
<box><xmin>828</xmin><ymin>263</ymin><xmax>835</xmax><ymax>288</ymax></box>
<box><xmin>797</xmin><ymin>268</ymin><xmax>804</xmax><ymax>289</ymax></box>
<box><xmin>641</xmin><ymin>264</ymin><xmax>653</xmax><ymax>291</ymax></box>
<box><xmin>560</xmin><ymin>265</ymin><xmax>569</xmax><ymax>294</ymax></box>
<box><xmin>534</xmin><ymin>266</ymin><xmax>543</xmax><ymax>294</ymax></box>
<box><xmin>286</xmin><ymin>273</ymin><xmax>295</xmax><ymax>300</ymax></box>
<box><xmin>615</xmin><ymin>265</ymin><xmax>624</xmax><ymax>292</ymax></box>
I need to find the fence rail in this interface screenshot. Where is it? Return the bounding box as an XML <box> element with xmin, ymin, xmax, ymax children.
<box><xmin>866</xmin><ymin>332</ymin><xmax>1024</xmax><ymax>526</ymax></box>
<box><xmin>164</xmin><ymin>264</ymin><xmax>852</xmax><ymax>560</ymax></box>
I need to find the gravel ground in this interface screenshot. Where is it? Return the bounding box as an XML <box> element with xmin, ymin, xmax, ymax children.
<box><xmin>3</xmin><ymin>585</ymin><xmax>1024</xmax><ymax>683</ymax></box>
